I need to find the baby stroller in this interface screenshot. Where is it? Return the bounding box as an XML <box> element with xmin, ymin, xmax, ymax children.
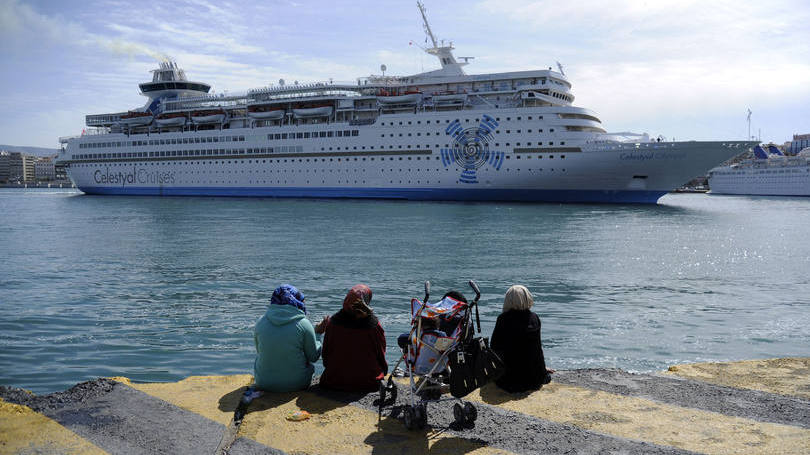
<box><xmin>378</xmin><ymin>280</ymin><xmax>504</xmax><ymax>430</ymax></box>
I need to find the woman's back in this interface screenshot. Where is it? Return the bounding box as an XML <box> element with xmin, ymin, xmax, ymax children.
<box><xmin>254</xmin><ymin>299</ymin><xmax>321</xmax><ymax>392</ymax></box>
<box><xmin>491</xmin><ymin>309</ymin><xmax>550</xmax><ymax>393</ymax></box>
<box><xmin>319</xmin><ymin>309</ymin><xmax>387</xmax><ymax>392</ymax></box>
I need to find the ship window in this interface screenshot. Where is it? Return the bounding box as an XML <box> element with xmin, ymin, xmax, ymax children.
<box><xmin>319</xmin><ymin>132</ymin><xmax>326</xmax><ymax>138</ymax></box>
<box><xmin>344</xmin><ymin>130</ymin><xmax>350</xmax><ymax>136</ymax></box>
<box><xmin>352</xmin><ymin>130</ymin><xmax>359</xmax><ymax>136</ymax></box>
<box><xmin>327</xmin><ymin>131</ymin><xmax>333</xmax><ymax>137</ymax></box>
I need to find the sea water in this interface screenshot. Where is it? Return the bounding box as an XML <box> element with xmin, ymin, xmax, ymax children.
<box><xmin>1</xmin><ymin>189</ymin><xmax>808</xmax><ymax>393</ymax></box>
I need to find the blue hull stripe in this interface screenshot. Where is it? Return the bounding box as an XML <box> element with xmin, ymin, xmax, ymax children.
<box><xmin>78</xmin><ymin>186</ymin><xmax>668</xmax><ymax>204</ymax></box>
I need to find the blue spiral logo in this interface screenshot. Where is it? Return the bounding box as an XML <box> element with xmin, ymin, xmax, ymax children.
<box><xmin>440</xmin><ymin>114</ymin><xmax>504</xmax><ymax>184</ymax></box>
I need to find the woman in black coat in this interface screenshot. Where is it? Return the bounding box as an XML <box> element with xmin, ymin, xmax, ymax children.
<box><xmin>490</xmin><ymin>285</ymin><xmax>555</xmax><ymax>393</ymax></box>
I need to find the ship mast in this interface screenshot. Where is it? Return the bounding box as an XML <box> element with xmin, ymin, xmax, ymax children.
<box><xmin>417</xmin><ymin>0</ymin><xmax>438</xmax><ymax>49</ymax></box>
<box><xmin>416</xmin><ymin>1</ymin><xmax>467</xmax><ymax>76</ymax></box>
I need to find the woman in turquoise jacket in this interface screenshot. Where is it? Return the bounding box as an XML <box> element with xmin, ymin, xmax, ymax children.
<box><xmin>253</xmin><ymin>284</ymin><xmax>323</xmax><ymax>392</ymax></box>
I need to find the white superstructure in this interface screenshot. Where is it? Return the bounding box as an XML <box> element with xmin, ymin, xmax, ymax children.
<box><xmin>56</xmin><ymin>2</ymin><xmax>752</xmax><ymax>204</ymax></box>
<box><xmin>708</xmin><ymin>145</ymin><xmax>810</xmax><ymax>196</ymax></box>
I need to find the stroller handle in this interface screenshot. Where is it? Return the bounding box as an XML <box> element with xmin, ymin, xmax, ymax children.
<box><xmin>469</xmin><ymin>280</ymin><xmax>482</xmax><ymax>334</ymax></box>
<box><xmin>468</xmin><ymin>280</ymin><xmax>481</xmax><ymax>298</ymax></box>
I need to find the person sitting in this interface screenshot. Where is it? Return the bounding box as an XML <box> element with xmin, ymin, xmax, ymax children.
<box><xmin>317</xmin><ymin>284</ymin><xmax>388</xmax><ymax>393</ymax></box>
<box><xmin>253</xmin><ymin>284</ymin><xmax>322</xmax><ymax>392</ymax></box>
<box><xmin>490</xmin><ymin>285</ymin><xmax>555</xmax><ymax>393</ymax></box>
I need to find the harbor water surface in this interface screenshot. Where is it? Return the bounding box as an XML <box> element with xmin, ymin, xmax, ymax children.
<box><xmin>1</xmin><ymin>189</ymin><xmax>809</xmax><ymax>393</ymax></box>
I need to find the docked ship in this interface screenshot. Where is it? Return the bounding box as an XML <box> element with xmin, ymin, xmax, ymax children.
<box><xmin>708</xmin><ymin>145</ymin><xmax>810</xmax><ymax>196</ymax></box>
<box><xmin>56</xmin><ymin>2</ymin><xmax>753</xmax><ymax>204</ymax></box>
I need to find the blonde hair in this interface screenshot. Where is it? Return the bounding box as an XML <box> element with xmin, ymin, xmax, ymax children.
<box><xmin>503</xmin><ymin>285</ymin><xmax>534</xmax><ymax>312</ymax></box>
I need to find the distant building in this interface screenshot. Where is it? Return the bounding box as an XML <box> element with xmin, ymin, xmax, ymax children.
<box><xmin>35</xmin><ymin>156</ymin><xmax>56</xmax><ymax>181</ymax></box>
<box><xmin>789</xmin><ymin>133</ymin><xmax>810</xmax><ymax>154</ymax></box>
<box><xmin>8</xmin><ymin>152</ymin><xmax>36</xmax><ymax>183</ymax></box>
<box><xmin>0</xmin><ymin>151</ymin><xmax>9</xmax><ymax>183</ymax></box>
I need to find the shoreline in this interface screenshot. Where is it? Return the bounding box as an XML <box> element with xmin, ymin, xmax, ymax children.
<box><xmin>1</xmin><ymin>358</ymin><xmax>808</xmax><ymax>454</ymax></box>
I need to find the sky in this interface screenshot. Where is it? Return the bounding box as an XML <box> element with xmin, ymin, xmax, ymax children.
<box><xmin>1</xmin><ymin>0</ymin><xmax>808</xmax><ymax>148</ymax></box>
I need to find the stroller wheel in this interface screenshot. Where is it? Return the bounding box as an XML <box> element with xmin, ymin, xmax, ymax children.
<box><xmin>403</xmin><ymin>405</ymin><xmax>417</xmax><ymax>431</ymax></box>
<box><xmin>453</xmin><ymin>403</ymin><xmax>464</xmax><ymax>424</ymax></box>
<box><xmin>387</xmin><ymin>377</ymin><xmax>398</xmax><ymax>403</ymax></box>
<box><xmin>463</xmin><ymin>402</ymin><xmax>477</xmax><ymax>423</ymax></box>
<box><xmin>415</xmin><ymin>403</ymin><xmax>427</xmax><ymax>429</ymax></box>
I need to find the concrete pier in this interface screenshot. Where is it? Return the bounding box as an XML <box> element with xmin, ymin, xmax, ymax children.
<box><xmin>1</xmin><ymin>358</ymin><xmax>808</xmax><ymax>454</ymax></box>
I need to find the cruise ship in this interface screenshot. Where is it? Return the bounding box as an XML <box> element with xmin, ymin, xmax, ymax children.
<box><xmin>708</xmin><ymin>145</ymin><xmax>810</xmax><ymax>196</ymax></box>
<box><xmin>56</xmin><ymin>2</ymin><xmax>753</xmax><ymax>204</ymax></box>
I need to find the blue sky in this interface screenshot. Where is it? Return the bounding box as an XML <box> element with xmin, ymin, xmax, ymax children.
<box><xmin>1</xmin><ymin>0</ymin><xmax>808</xmax><ymax>148</ymax></box>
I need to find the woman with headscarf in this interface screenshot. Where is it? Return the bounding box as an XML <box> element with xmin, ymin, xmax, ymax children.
<box><xmin>253</xmin><ymin>284</ymin><xmax>323</xmax><ymax>392</ymax></box>
<box><xmin>490</xmin><ymin>285</ymin><xmax>556</xmax><ymax>393</ymax></box>
<box><xmin>317</xmin><ymin>284</ymin><xmax>388</xmax><ymax>392</ymax></box>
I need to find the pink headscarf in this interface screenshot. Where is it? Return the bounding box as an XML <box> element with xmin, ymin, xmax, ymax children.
<box><xmin>342</xmin><ymin>284</ymin><xmax>373</xmax><ymax>315</ymax></box>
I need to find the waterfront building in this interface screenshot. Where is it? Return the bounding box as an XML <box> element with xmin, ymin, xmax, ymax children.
<box><xmin>0</xmin><ymin>151</ymin><xmax>9</xmax><ymax>183</ymax></box>
<box><xmin>8</xmin><ymin>152</ymin><xmax>37</xmax><ymax>183</ymax></box>
<box><xmin>35</xmin><ymin>156</ymin><xmax>56</xmax><ymax>181</ymax></box>
<box><xmin>789</xmin><ymin>133</ymin><xmax>810</xmax><ymax>155</ymax></box>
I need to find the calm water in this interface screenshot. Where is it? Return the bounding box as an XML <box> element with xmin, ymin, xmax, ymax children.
<box><xmin>1</xmin><ymin>189</ymin><xmax>809</xmax><ymax>393</ymax></box>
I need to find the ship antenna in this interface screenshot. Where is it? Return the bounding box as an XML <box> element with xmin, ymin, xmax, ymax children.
<box><xmin>747</xmin><ymin>108</ymin><xmax>752</xmax><ymax>140</ymax></box>
<box><xmin>417</xmin><ymin>1</ymin><xmax>438</xmax><ymax>49</ymax></box>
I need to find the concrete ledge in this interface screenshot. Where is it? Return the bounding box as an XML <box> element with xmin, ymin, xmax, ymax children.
<box><xmin>1</xmin><ymin>358</ymin><xmax>808</xmax><ymax>455</ymax></box>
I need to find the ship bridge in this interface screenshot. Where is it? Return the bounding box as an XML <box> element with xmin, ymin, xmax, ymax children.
<box><xmin>138</xmin><ymin>60</ymin><xmax>210</xmax><ymax>102</ymax></box>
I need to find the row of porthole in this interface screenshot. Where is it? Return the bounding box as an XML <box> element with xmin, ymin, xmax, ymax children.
<box><xmin>160</xmin><ymin>171</ymin><xmax>567</xmax><ymax>187</ymax></box>
<box><xmin>381</xmin><ymin>115</ymin><xmax>546</xmax><ymax>127</ymax></box>
<box><xmin>70</xmin><ymin>153</ymin><xmax>565</xmax><ymax>170</ymax></box>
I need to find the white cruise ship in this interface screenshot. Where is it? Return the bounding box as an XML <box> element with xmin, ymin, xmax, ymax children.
<box><xmin>708</xmin><ymin>145</ymin><xmax>810</xmax><ymax>196</ymax></box>
<box><xmin>56</xmin><ymin>2</ymin><xmax>753</xmax><ymax>204</ymax></box>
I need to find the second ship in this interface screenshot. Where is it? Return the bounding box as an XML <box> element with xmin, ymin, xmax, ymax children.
<box><xmin>57</xmin><ymin>2</ymin><xmax>754</xmax><ymax>204</ymax></box>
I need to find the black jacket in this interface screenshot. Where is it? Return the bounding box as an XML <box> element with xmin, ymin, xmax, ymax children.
<box><xmin>490</xmin><ymin>309</ymin><xmax>551</xmax><ymax>393</ymax></box>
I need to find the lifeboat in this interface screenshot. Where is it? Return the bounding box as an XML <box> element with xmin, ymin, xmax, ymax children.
<box><xmin>191</xmin><ymin>109</ymin><xmax>226</xmax><ymax>124</ymax></box>
<box><xmin>247</xmin><ymin>105</ymin><xmax>285</xmax><ymax>120</ymax></box>
<box><xmin>377</xmin><ymin>90</ymin><xmax>422</xmax><ymax>105</ymax></box>
<box><xmin>155</xmin><ymin>112</ymin><xmax>187</xmax><ymax>127</ymax></box>
<box><xmin>432</xmin><ymin>92</ymin><xmax>467</xmax><ymax>104</ymax></box>
<box><xmin>119</xmin><ymin>111</ymin><xmax>153</xmax><ymax>126</ymax></box>
<box><xmin>292</xmin><ymin>105</ymin><xmax>333</xmax><ymax>118</ymax></box>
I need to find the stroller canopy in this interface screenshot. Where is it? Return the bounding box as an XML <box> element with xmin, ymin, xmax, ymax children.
<box><xmin>411</xmin><ymin>296</ymin><xmax>467</xmax><ymax>321</ymax></box>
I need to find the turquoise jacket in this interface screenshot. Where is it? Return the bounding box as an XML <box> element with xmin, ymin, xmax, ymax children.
<box><xmin>253</xmin><ymin>304</ymin><xmax>322</xmax><ymax>392</ymax></box>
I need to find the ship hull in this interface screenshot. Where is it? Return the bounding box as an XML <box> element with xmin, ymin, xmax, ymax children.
<box><xmin>75</xmin><ymin>185</ymin><xmax>668</xmax><ymax>203</ymax></box>
<box><xmin>709</xmin><ymin>167</ymin><xmax>810</xmax><ymax>196</ymax></box>
<box><xmin>64</xmin><ymin>130</ymin><xmax>750</xmax><ymax>204</ymax></box>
